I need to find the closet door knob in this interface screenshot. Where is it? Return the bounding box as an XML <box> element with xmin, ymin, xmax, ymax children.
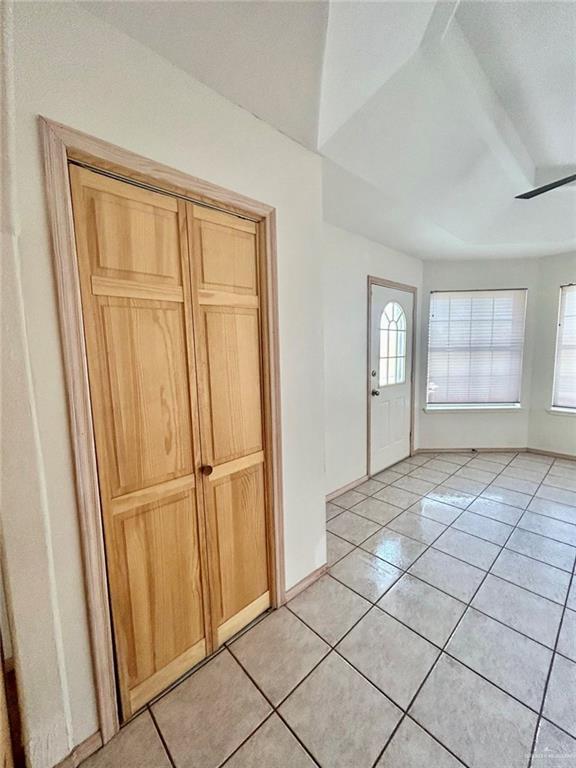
<box><xmin>200</xmin><ymin>465</ymin><xmax>214</xmax><ymax>476</ymax></box>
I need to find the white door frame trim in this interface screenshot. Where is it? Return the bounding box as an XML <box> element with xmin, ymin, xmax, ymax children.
<box><xmin>40</xmin><ymin>117</ymin><xmax>285</xmax><ymax>743</ymax></box>
<box><xmin>366</xmin><ymin>276</ymin><xmax>417</xmax><ymax>477</ymax></box>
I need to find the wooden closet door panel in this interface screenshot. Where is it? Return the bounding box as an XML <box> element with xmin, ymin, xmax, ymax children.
<box><xmin>87</xmin><ymin>173</ymin><xmax>182</xmax><ymax>286</ymax></box>
<box><xmin>101</xmin><ymin>298</ymin><xmax>193</xmax><ymax>496</ymax></box>
<box><xmin>202</xmin><ymin>306</ymin><xmax>263</xmax><ymax>464</ymax></box>
<box><xmin>70</xmin><ymin>166</ymin><xmax>208</xmax><ymax>717</ymax></box>
<box><xmin>196</xmin><ymin>216</ymin><xmax>257</xmax><ymax>294</ymax></box>
<box><xmin>114</xmin><ymin>490</ymin><xmax>206</xmax><ymax>712</ymax></box>
<box><xmin>209</xmin><ymin>463</ymin><xmax>268</xmax><ymax>616</ymax></box>
<box><xmin>115</xmin><ymin>492</ymin><xmax>205</xmax><ymax>676</ymax></box>
<box><xmin>189</xmin><ymin>204</ymin><xmax>270</xmax><ymax>645</ymax></box>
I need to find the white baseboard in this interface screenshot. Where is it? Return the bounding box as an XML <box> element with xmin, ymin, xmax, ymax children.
<box><xmin>413</xmin><ymin>446</ymin><xmax>576</xmax><ymax>460</ymax></box>
<box><xmin>413</xmin><ymin>447</ymin><xmax>527</xmax><ymax>455</ymax></box>
<box><xmin>325</xmin><ymin>475</ymin><xmax>368</xmax><ymax>502</ymax></box>
<box><xmin>55</xmin><ymin>731</ymin><xmax>102</xmax><ymax>768</ymax></box>
<box><xmin>284</xmin><ymin>564</ymin><xmax>328</xmax><ymax>603</ymax></box>
<box><xmin>526</xmin><ymin>447</ymin><xmax>576</xmax><ymax>461</ymax></box>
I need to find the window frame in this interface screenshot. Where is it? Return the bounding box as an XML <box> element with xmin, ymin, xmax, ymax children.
<box><xmin>551</xmin><ymin>284</ymin><xmax>576</xmax><ymax>412</ymax></box>
<box><xmin>425</xmin><ymin>288</ymin><xmax>528</xmax><ymax>410</ymax></box>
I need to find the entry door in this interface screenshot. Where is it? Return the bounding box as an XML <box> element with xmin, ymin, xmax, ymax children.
<box><xmin>188</xmin><ymin>205</ymin><xmax>270</xmax><ymax>645</ymax></box>
<box><xmin>70</xmin><ymin>167</ymin><xmax>209</xmax><ymax>717</ymax></box>
<box><xmin>369</xmin><ymin>283</ymin><xmax>414</xmax><ymax>474</ymax></box>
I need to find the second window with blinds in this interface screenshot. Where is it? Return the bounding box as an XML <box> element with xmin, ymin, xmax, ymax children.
<box><xmin>426</xmin><ymin>289</ymin><xmax>528</xmax><ymax>408</ymax></box>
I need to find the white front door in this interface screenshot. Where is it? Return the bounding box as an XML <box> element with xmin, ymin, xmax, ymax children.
<box><xmin>369</xmin><ymin>282</ymin><xmax>414</xmax><ymax>475</ymax></box>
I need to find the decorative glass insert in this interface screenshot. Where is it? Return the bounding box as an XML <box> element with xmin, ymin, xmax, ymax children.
<box><xmin>379</xmin><ymin>302</ymin><xmax>407</xmax><ymax>386</ymax></box>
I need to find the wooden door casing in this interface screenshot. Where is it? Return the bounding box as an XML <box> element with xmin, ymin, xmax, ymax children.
<box><xmin>0</xmin><ymin>660</ymin><xmax>13</xmax><ymax>768</ymax></box>
<box><xmin>42</xmin><ymin>118</ymin><xmax>283</xmax><ymax>743</ymax></box>
<box><xmin>188</xmin><ymin>204</ymin><xmax>270</xmax><ymax>645</ymax></box>
<box><xmin>69</xmin><ymin>167</ymin><xmax>211</xmax><ymax>717</ymax></box>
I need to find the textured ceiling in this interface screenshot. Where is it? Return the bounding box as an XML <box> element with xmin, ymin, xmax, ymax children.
<box><xmin>456</xmin><ymin>0</ymin><xmax>576</xmax><ymax>168</ymax></box>
<box><xmin>86</xmin><ymin>1</ymin><xmax>328</xmax><ymax>148</ymax></box>
<box><xmin>85</xmin><ymin>0</ymin><xmax>576</xmax><ymax>259</ymax></box>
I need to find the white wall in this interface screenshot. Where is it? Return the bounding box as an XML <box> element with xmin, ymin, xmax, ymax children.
<box><xmin>6</xmin><ymin>3</ymin><xmax>327</xmax><ymax>765</ymax></box>
<box><xmin>4</xmin><ymin>4</ymin><xmax>575</xmax><ymax>766</ymax></box>
<box><xmin>323</xmin><ymin>224</ymin><xmax>423</xmax><ymax>493</ymax></box>
<box><xmin>417</xmin><ymin>258</ymin><xmax>540</xmax><ymax>450</ymax></box>
<box><xmin>417</xmin><ymin>255</ymin><xmax>576</xmax><ymax>456</ymax></box>
<box><xmin>529</xmin><ymin>251</ymin><xmax>576</xmax><ymax>455</ymax></box>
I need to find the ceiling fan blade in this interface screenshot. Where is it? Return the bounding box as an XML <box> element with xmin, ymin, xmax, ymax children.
<box><xmin>516</xmin><ymin>173</ymin><xmax>576</xmax><ymax>199</ymax></box>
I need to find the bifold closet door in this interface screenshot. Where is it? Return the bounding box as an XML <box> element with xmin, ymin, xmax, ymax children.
<box><xmin>188</xmin><ymin>204</ymin><xmax>270</xmax><ymax>645</ymax></box>
<box><xmin>69</xmin><ymin>166</ymin><xmax>210</xmax><ymax>718</ymax></box>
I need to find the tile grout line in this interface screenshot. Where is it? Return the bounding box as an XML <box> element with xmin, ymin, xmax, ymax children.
<box><xmin>147</xmin><ymin>704</ymin><xmax>177</xmax><ymax>768</ymax></box>
<box><xmin>281</xmin><ymin>452</ymin><xmax>489</xmax><ymax>767</ymax></box>
<box><xmin>285</xmin><ymin>577</ymin><xmax>576</xmax><ymax>764</ymax></box>
<box><xmin>415</xmin><ymin>455</ymin><xmax>572</xmax><ymax>767</ymax></box>
<box><xmin>217</xmin><ymin>710</ymin><xmax>306</xmax><ymax>768</ymax></box>
<box><xmin>327</xmin><ymin>452</ymin><xmax>480</xmax><ymax>572</ymax></box>
<box><xmin>309</xmin><ymin>564</ymin><xmax>553</xmax><ymax>721</ymax></box>
<box><xmin>367</xmin><ymin>451</ymin><xmax>563</xmax><ymax>768</ymax></box>
<box><xmin>223</xmin><ymin>647</ymin><xmax>324</xmax><ymax>767</ymax></box>
<box><xmin>331</xmin><ymin>549</ymin><xmax>569</xmax><ymax>660</ymax></box>
<box><xmin>137</xmin><ymin>451</ymin><xmax>572</xmax><ymax>768</ymax></box>
<box><xmin>143</xmin><ymin>451</ymin><xmax>473</xmax><ymax>768</ymax></box>
<box><xmin>330</xmin><ymin>453</ymin><xmax>575</xmax><ymax>761</ymax></box>
<box><xmin>526</xmin><ymin>456</ymin><xmax>576</xmax><ymax>767</ymax></box>
<box><xmin>145</xmin><ymin>646</ymin><xmax>228</xmax><ymax>710</ymax></box>
<box><xmin>280</xmin><ymin>599</ymin><xmax>471</xmax><ymax>768</ymax></box>
<box><xmin>527</xmin><ymin>569</ymin><xmax>575</xmax><ymax>767</ymax></box>
<box><xmin>331</xmin><ymin>460</ymin><xmax>575</xmax><ymax>606</ymax></box>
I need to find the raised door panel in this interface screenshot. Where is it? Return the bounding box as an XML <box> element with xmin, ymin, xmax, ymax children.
<box><xmin>202</xmin><ymin>307</ymin><xmax>263</xmax><ymax>465</ymax></box>
<box><xmin>100</xmin><ymin>299</ymin><xmax>193</xmax><ymax>496</ymax></box>
<box><xmin>189</xmin><ymin>204</ymin><xmax>270</xmax><ymax>645</ymax></box>
<box><xmin>206</xmin><ymin>463</ymin><xmax>268</xmax><ymax>638</ymax></box>
<box><xmin>194</xmin><ymin>207</ymin><xmax>257</xmax><ymax>295</ymax></box>
<box><xmin>113</xmin><ymin>490</ymin><xmax>206</xmax><ymax>713</ymax></box>
<box><xmin>70</xmin><ymin>166</ymin><xmax>208</xmax><ymax>718</ymax></box>
<box><xmin>86</xmin><ymin>174</ymin><xmax>181</xmax><ymax>287</ymax></box>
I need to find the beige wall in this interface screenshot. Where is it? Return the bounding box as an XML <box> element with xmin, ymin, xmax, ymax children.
<box><xmin>418</xmin><ymin>255</ymin><xmax>576</xmax><ymax>455</ymax></box>
<box><xmin>417</xmin><ymin>258</ymin><xmax>539</xmax><ymax>450</ymax></box>
<box><xmin>4</xmin><ymin>4</ymin><xmax>575</xmax><ymax>767</ymax></box>
<box><xmin>6</xmin><ymin>3</ymin><xmax>327</xmax><ymax>765</ymax></box>
<box><xmin>529</xmin><ymin>251</ymin><xmax>576</xmax><ymax>455</ymax></box>
<box><xmin>322</xmin><ymin>224</ymin><xmax>423</xmax><ymax>494</ymax></box>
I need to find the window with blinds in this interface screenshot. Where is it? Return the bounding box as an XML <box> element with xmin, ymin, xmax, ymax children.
<box><xmin>553</xmin><ymin>285</ymin><xmax>576</xmax><ymax>410</ymax></box>
<box><xmin>426</xmin><ymin>289</ymin><xmax>527</xmax><ymax>406</ymax></box>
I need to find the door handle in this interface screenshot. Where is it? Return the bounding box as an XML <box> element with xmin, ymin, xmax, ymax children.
<box><xmin>200</xmin><ymin>465</ymin><xmax>214</xmax><ymax>476</ymax></box>
<box><xmin>371</xmin><ymin>389</ymin><xmax>380</xmax><ymax>397</ymax></box>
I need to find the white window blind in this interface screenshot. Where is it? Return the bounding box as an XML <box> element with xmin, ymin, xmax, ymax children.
<box><xmin>553</xmin><ymin>285</ymin><xmax>576</xmax><ymax>409</ymax></box>
<box><xmin>426</xmin><ymin>289</ymin><xmax>527</xmax><ymax>406</ymax></box>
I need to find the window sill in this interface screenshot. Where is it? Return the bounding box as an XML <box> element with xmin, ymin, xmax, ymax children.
<box><xmin>548</xmin><ymin>407</ymin><xmax>576</xmax><ymax>417</ymax></box>
<box><xmin>424</xmin><ymin>404</ymin><xmax>523</xmax><ymax>414</ymax></box>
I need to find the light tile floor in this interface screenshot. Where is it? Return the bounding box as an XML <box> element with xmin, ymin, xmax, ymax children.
<box><xmin>83</xmin><ymin>451</ymin><xmax>576</xmax><ymax>768</ymax></box>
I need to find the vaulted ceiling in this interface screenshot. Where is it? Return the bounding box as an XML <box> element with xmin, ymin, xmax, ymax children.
<box><xmin>87</xmin><ymin>0</ymin><xmax>576</xmax><ymax>260</ymax></box>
